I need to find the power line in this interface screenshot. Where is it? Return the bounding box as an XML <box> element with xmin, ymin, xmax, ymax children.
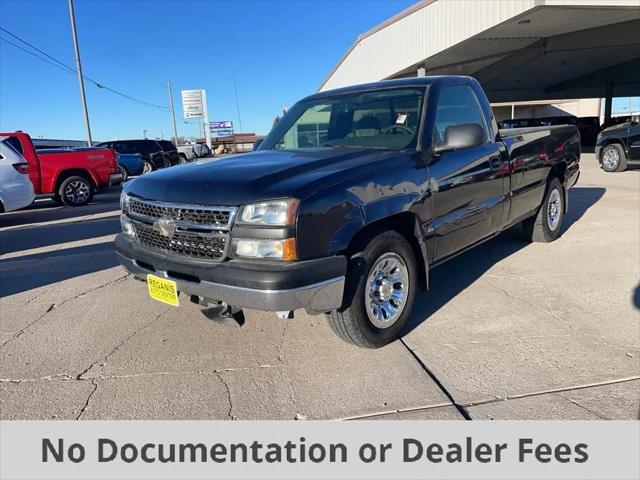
<box><xmin>0</xmin><ymin>37</ymin><xmax>78</xmax><ymax>75</ymax></box>
<box><xmin>0</xmin><ymin>26</ymin><xmax>169</xmax><ymax>111</ymax></box>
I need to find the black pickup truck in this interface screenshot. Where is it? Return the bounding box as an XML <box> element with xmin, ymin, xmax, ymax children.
<box><xmin>115</xmin><ymin>76</ymin><xmax>580</xmax><ymax>348</ymax></box>
<box><xmin>595</xmin><ymin>115</ymin><xmax>640</xmax><ymax>172</ymax></box>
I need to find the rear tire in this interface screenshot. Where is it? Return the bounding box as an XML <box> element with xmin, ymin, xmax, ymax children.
<box><xmin>58</xmin><ymin>175</ymin><xmax>94</xmax><ymax>207</ymax></box>
<box><xmin>118</xmin><ymin>165</ymin><xmax>129</xmax><ymax>182</ymax></box>
<box><xmin>601</xmin><ymin>144</ymin><xmax>627</xmax><ymax>172</ymax></box>
<box><xmin>326</xmin><ymin>230</ymin><xmax>417</xmax><ymax>348</ymax></box>
<box><xmin>522</xmin><ymin>177</ymin><xmax>564</xmax><ymax>243</ymax></box>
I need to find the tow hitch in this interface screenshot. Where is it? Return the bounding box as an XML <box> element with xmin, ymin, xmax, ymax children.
<box><xmin>191</xmin><ymin>295</ymin><xmax>246</xmax><ymax>327</ymax></box>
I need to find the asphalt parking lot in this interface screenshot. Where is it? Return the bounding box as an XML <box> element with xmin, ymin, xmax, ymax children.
<box><xmin>1</xmin><ymin>153</ymin><xmax>638</xmax><ymax>420</ymax></box>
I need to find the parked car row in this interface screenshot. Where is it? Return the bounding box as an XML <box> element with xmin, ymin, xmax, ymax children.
<box><xmin>0</xmin><ymin>133</ymin><xmax>215</xmax><ymax>212</ymax></box>
<box><xmin>0</xmin><ymin>131</ymin><xmax>121</xmax><ymax>208</ymax></box>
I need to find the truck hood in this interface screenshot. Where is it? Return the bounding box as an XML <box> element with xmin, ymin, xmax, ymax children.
<box><xmin>125</xmin><ymin>148</ymin><xmax>399</xmax><ymax>206</ymax></box>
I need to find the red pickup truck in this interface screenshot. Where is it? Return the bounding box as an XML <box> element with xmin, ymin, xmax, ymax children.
<box><xmin>0</xmin><ymin>131</ymin><xmax>122</xmax><ymax>206</ymax></box>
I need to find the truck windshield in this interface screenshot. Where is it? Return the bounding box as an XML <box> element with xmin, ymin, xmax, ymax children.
<box><xmin>261</xmin><ymin>88</ymin><xmax>425</xmax><ymax>152</ymax></box>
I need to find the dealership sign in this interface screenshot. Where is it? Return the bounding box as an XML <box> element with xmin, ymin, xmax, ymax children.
<box><xmin>181</xmin><ymin>90</ymin><xmax>205</xmax><ymax>118</ymax></box>
<box><xmin>210</xmin><ymin>121</ymin><xmax>233</xmax><ymax>137</ymax></box>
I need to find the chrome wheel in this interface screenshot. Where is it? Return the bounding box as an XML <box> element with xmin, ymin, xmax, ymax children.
<box><xmin>142</xmin><ymin>161</ymin><xmax>153</xmax><ymax>174</ymax></box>
<box><xmin>547</xmin><ymin>188</ymin><xmax>562</xmax><ymax>231</ymax></box>
<box><xmin>64</xmin><ymin>180</ymin><xmax>90</xmax><ymax>205</ymax></box>
<box><xmin>365</xmin><ymin>252</ymin><xmax>409</xmax><ymax>329</ymax></box>
<box><xmin>602</xmin><ymin>147</ymin><xmax>619</xmax><ymax>171</ymax></box>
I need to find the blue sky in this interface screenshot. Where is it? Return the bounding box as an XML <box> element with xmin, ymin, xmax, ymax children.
<box><xmin>1</xmin><ymin>0</ymin><xmax>638</xmax><ymax>142</ymax></box>
<box><xmin>0</xmin><ymin>0</ymin><xmax>415</xmax><ymax>141</ymax></box>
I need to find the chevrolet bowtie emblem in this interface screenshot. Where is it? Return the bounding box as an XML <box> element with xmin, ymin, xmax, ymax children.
<box><xmin>153</xmin><ymin>217</ymin><xmax>177</xmax><ymax>238</ymax></box>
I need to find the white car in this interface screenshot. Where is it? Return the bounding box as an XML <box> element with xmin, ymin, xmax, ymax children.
<box><xmin>0</xmin><ymin>136</ymin><xmax>35</xmax><ymax>213</ymax></box>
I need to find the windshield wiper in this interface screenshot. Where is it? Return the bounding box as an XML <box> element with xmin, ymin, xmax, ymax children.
<box><xmin>322</xmin><ymin>143</ymin><xmax>364</xmax><ymax>148</ymax></box>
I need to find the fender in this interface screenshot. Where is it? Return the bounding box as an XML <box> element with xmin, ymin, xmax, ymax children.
<box><xmin>51</xmin><ymin>168</ymin><xmax>99</xmax><ymax>194</ymax></box>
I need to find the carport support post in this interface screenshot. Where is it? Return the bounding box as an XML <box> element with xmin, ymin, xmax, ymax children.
<box><xmin>604</xmin><ymin>81</ymin><xmax>613</xmax><ymax>126</ymax></box>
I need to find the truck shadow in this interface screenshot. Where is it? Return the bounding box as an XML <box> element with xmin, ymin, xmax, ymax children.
<box><xmin>0</xmin><ymin>242</ymin><xmax>119</xmax><ymax>298</ymax></box>
<box><xmin>0</xmin><ymin>216</ymin><xmax>121</xmax><ymax>256</ymax></box>
<box><xmin>403</xmin><ymin>186</ymin><xmax>605</xmax><ymax>335</ymax></box>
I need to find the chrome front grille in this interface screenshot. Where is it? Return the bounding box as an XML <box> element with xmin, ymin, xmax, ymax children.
<box><xmin>132</xmin><ymin>221</ymin><xmax>226</xmax><ymax>259</ymax></box>
<box><xmin>127</xmin><ymin>198</ymin><xmax>235</xmax><ymax>260</ymax></box>
<box><xmin>129</xmin><ymin>199</ymin><xmax>234</xmax><ymax>230</ymax></box>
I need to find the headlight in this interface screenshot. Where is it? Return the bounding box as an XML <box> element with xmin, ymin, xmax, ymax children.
<box><xmin>120</xmin><ymin>215</ymin><xmax>136</xmax><ymax>239</ymax></box>
<box><xmin>120</xmin><ymin>191</ymin><xmax>130</xmax><ymax>212</ymax></box>
<box><xmin>238</xmin><ymin>199</ymin><xmax>298</xmax><ymax>226</ymax></box>
<box><xmin>233</xmin><ymin>238</ymin><xmax>297</xmax><ymax>261</ymax></box>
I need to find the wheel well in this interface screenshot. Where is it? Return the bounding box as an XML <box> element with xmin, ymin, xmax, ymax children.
<box><xmin>549</xmin><ymin>161</ymin><xmax>567</xmax><ymax>184</ymax></box>
<box><xmin>55</xmin><ymin>169</ymin><xmax>96</xmax><ymax>193</ymax></box>
<box><xmin>346</xmin><ymin>212</ymin><xmax>428</xmax><ymax>289</ymax></box>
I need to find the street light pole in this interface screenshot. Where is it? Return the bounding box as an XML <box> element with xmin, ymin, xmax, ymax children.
<box><xmin>167</xmin><ymin>81</ymin><xmax>179</xmax><ymax>146</ymax></box>
<box><xmin>67</xmin><ymin>0</ymin><xmax>92</xmax><ymax>146</ymax></box>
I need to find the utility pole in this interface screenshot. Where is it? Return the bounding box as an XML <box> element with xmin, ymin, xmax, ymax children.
<box><xmin>68</xmin><ymin>0</ymin><xmax>92</xmax><ymax>146</ymax></box>
<box><xmin>142</xmin><ymin>129</ymin><xmax>147</xmax><ymax>139</ymax></box>
<box><xmin>167</xmin><ymin>81</ymin><xmax>179</xmax><ymax>146</ymax></box>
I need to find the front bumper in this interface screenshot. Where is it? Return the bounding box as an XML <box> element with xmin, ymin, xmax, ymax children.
<box><xmin>109</xmin><ymin>173</ymin><xmax>123</xmax><ymax>186</ymax></box>
<box><xmin>114</xmin><ymin>234</ymin><xmax>346</xmax><ymax>315</ymax></box>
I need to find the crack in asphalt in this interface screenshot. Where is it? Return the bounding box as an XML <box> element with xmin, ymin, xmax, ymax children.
<box><xmin>215</xmin><ymin>372</ymin><xmax>236</xmax><ymax>420</ymax></box>
<box><xmin>277</xmin><ymin>319</ymin><xmax>298</xmax><ymax>412</ymax></box>
<box><xmin>0</xmin><ymin>274</ymin><xmax>130</xmax><ymax>351</ymax></box>
<box><xmin>76</xmin><ymin>378</ymin><xmax>99</xmax><ymax>420</ymax></box>
<box><xmin>555</xmin><ymin>393</ymin><xmax>609</xmax><ymax>420</ymax></box>
<box><xmin>72</xmin><ymin>307</ymin><xmax>170</xmax><ymax>419</ymax></box>
<box><xmin>0</xmin><ymin>365</ymin><xmax>280</xmax><ymax>383</ymax></box>
<box><xmin>0</xmin><ymin>303</ymin><xmax>55</xmax><ymax>349</ymax></box>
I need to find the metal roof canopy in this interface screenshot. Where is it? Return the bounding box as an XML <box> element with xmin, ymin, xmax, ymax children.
<box><xmin>319</xmin><ymin>0</ymin><xmax>640</xmax><ymax>103</ymax></box>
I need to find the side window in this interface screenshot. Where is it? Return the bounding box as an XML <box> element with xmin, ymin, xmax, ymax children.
<box><xmin>5</xmin><ymin>136</ymin><xmax>24</xmax><ymax>154</ymax></box>
<box><xmin>113</xmin><ymin>142</ymin><xmax>129</xmax><ymax>154</ymax></box>
<box><xmin>146</xmin><ymin>141</ymin><xmax>161</xmax><ymax>153</ymax></box>
<box><xmin>434</xmin><ymin>85</ymin><xmax>488</xmax><ymax>147</ymax></box>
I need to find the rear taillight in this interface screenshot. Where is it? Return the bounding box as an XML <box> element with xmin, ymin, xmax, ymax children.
<box><xmin>12</xmin><ymin>163</ymin><xmax>29</xmax><ymax>174</ymax></box>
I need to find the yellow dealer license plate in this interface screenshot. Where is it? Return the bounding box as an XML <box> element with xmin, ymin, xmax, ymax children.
<box><xmin>147</xmin><ymin>274</ymin><xmax>179</xmax><ymax>306</ymax></box>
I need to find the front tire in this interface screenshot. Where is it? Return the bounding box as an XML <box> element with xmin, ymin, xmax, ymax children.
<box><xmin>601</xmin><ymin>144</ymin><xmax>627</xmax><ymax>172</ymax></box>
<box><xmin>327</xmin><ymin>230</ymin><xmax>417</xmax><ymax>348</ymax></box>
<box><xmin>522</xmin><ymin>177</ymin><xmax>564</xmax><ymax>243</ymax></box>
<box><xmin>142</xmin><ymin>160</ymin><xmax>154</xmax><ymax>174</ymax></box>
<box><xmin>179</xmin><ymin>154</ymin><xmax>188</xmax><ymax>165</ymax></box>
<box><xmin>58</xmin><ymin>175</ymin><xmax>94</xmax><ymax>207</ymax></box>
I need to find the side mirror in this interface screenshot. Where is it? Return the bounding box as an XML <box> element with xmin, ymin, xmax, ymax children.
<box><xmin>253</xmin><ymin>139</ymin><xmax>264</xmax><ymax>151</ymax></box>
<box><xmin>433</xmin><ymin>123</ymin><xmax>485</xmax><ymax>154</ymax></box>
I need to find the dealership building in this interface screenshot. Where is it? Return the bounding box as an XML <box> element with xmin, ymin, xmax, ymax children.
<box><xmin>319</xmin><ymin>0</ymin><xmax>640</xmax><ymax>124</ymax></box>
